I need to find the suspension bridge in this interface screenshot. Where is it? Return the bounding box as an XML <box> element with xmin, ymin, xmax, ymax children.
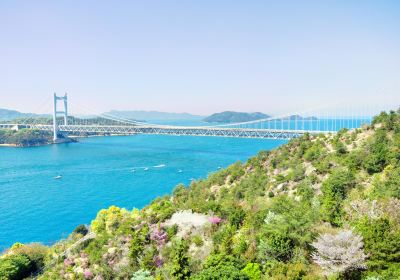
<box><xmin>0</xmin><ymin>94</ymin><xmax>394</xmax><ymax>140</ymax></box>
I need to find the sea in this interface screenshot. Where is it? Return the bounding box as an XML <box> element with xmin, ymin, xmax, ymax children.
<box><xmin>0</xmin><ymin>122</ymin><xmax>287</xmax><ymax>250</ymax></box>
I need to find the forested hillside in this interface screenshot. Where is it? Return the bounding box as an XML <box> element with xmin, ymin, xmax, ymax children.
<box><xmin>1</xmin><ymin>111</ymin><xmax>400</xmax><ymax>280</ymax></box>
<box><xmin>203</xmin><ymin>111</ymin><xmax>269</xmax><ymax>123</ymax></box>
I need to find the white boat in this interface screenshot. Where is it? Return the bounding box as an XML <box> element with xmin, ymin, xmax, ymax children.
<box><xmin>153</xmin><ymin>164</ymin><xmax>166</xmax><ymax>168</ymax></box>
<box><xmin>54</xmin><ymin>175</ymin><xmax>62</xmax><ymax>179</ymax></box>
<box><xmin>178</xmin><ymin>169</ymin><xmax>183</xmax><ymax>173</ymax></box>
<box><xmin>131</xmin><ymin>169</ymin><xmax>136</xmax><ymax>172</ymax></box>
<box><xmin>143</xmin><ymin>167</ymin><xmax>149</xmax><ymax>171</ymax></box>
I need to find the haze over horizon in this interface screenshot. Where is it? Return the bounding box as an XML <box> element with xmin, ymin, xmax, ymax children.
<box><xmin>1</xmin><ymin>0</ymin><xmax>399</xmax><ymax>115</ymax></box>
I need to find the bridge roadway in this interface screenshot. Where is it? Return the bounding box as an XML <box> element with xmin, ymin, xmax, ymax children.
<box><xmin>0</xmin><ymin>123</ymin><xmax>334</xmax><ymax>139</ymax></box>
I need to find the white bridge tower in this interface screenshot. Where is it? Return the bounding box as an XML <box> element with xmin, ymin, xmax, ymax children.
<box><xmin>52</xmin><ymin>93</ymin><xmax>68</xmax><ymax>141</ymax></box>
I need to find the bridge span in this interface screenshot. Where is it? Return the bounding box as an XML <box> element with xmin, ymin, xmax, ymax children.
<box><xmin>0</xmin><ymin>93</ymin><xmax>382</xmax><ymax>140</ymax></box>
<box><xmin>0</xmin><ymin>123</ymin><xmax>328</xmax><ymax>140</ymax></box>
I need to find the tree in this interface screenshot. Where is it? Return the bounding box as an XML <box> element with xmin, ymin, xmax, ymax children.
<box><xmin>171</xmin><ymin>241</ymin><xmax>191</xmax><ymax>280</ymax></box>
<box><xmin>362</xmin><ymin>129</ymin><xmax>389</xmax><ymax>174</ymax></box>
<box><xmin>312</xmin><ymin>230</ymin><xmax>367</xmax><ymax>277</ymax></box>
<box><xmin>355</xmin><ymin>218</ymin><xmax>400</xmax><ymax>270</ymax></box>
<box><xmin>321</xmin><ymin>169</ymin><xmax>354</xmax><ymax>226</ymax></box>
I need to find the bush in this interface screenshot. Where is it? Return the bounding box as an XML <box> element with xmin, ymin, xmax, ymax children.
<box><xmin>258</xmin><ymin>231</ymin><xmax>293</xmax><ymax>262</ymax></box>
<box><xmin>10</xmin><ymin>243</ymin><xmax>48</xmax><ymax>272</ymax></box>
<box><xmin>131</xmin><ymin>269</ymin><xmax>154</xmax><ymax>280</ymax></box>
<box><xmin>241</xmin><ymin>263</ymin><xmax>261</xmax><ymax>280</ymax></box>
<box><xmin>192</xmin><ymin>235</ymin><xmax>204</xmax><ymax>247</ymax></box>
<box><xmin>73</xmin><ymin>224</ymin><xmax>89</xmax><ymax>236</ymax></box>
<box><xmin>0</xmin><ymin>254</ymin><xmax>33</xmax><ymax>280</ymax></box>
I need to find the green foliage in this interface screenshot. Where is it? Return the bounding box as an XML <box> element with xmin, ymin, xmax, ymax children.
<box><xmin>165</xmin><ymin>224</ymin><xmax>179</xmax><ymax>239</ymax></box>
<box><xmin>171</xmin><ymin>240</ymin><xmax>191</xmax><ymax>280</ymax></box>
<box><xmin>321</xmin><ymin>169</ymin><xmax>354</xmax><ymax>226</ymax></box>
<box><xmin>10</xmin><ymin>243</ymin><xmax>48</xmax><ymax>272</ymax></box>
<box><xmin>131</xmin><ymin>269</ymin><xmax>154</xmax><ymax>280</ymax></box>
<box><xmin>355</xmin><ymin>217</ymin><xmax>400</xmax><ymax>270</ymax></box>
<box><xmin>192</xmin><ymin>254</ymin><xmax>249</xmax><ymax>280</ymax></box>
<box><xmin>241</xmin><ymin>263</ymin><xmax>261</xmax><ymax>280</ymax></box>
<box><xmin>264</xmin><ymin>261</ymin><xmax>307</xmax><ymax>280</ymax></box>
<box><xmin>130</xmin><ymin>228</ymin><xmax>148</xmax><ymax>269</ymax></box>
<box><xmin>362</xmin><ymin>129</ymin><xmax>390</xmax><ymax>174</ymax></box>
<box><xmin>73</xmin><ymin>224</ymin><xmax>89</xmax><ymax>236</ymax></box>
<box><xmin>0</xmin><ymin>254</ymin><xmax>32</xmax><ymax>280</ymax></box>
<box><xmin>0</xmin><ymin>128</ymin><xmax>53</xmax><ymax>146</ymax></box>
<box><xmin>373</xmin><ymin>166</ymin><xmax>400</xmax><ymax>198</ymax></box>
<box><xmin>191</xmin><ymin>265</ymin><xmax>249</xmax><ymax>280</ymax></box>
<box><xmin>192</xmin><ymin>235</ymin><xmax>204</xmax><ymax>247</ymax></box>
<box><xmin>228</xmin><ymin>207</ymin><xmax>246</xmax><ymax>229</ymax></box>
<box><xmin>258</xmin><ymin>231</ymin><xmax>293</xmax><ymax>262</ymax></box>
<box><xmin>91</xmin><ymin>205</ymin><xmax>131</xmax><ymax>234</ymax></box>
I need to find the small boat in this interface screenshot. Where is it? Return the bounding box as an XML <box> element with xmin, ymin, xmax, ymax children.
<box><xmin>54</xmin><ymin>175</ymin><xmax>62</xmax><ymax>179</ymax></box>
<box><xmin>217</xmin><ymin>166</ymin><xmax>222</xmax><ymax>169</ymax></box>
<box><xmin>143</xmin><ymin>167</ymin><xmax>149</xmax><ymax>171</ymax></box>
<box><xmin>131</xmin><ymin>169</ymin><xmax>136</xmax><ymax>173</ymax></box>
<box><xmin>153</xmin><ymin>164</ymin><xmax>166</xmax><ymax>168</ymax></box>
<box><xmin>178</xmin><ymin>169</ymin><xmax>183</xmax><ymax>173</ymax></box>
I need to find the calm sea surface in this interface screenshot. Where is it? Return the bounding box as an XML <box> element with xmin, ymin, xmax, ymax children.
<box><xmin>0</xmin><ymin>133</ymin><xmax>286</xmax><ymax>250</ymax></box>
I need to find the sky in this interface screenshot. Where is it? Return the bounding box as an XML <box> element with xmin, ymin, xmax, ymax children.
<box><xmin>0</xmin><ymin>0</ymin><xmax>399</xmax><ymax>115</ymax></box>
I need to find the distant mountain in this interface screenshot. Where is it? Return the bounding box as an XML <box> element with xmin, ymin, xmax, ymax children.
<box><xmin>0</xmin><ymin>108</ymin><xmax>49</xmax><ymax>120</ymax></box>
<box><xmin>103</xmin><ymin>110</ymin><xmax>204</xmax><ymax>121</ymax></box>
<box><xmin>203</xmin><ymin>111</ymin><xmax>270</xmax><ymax>123</ymax></box>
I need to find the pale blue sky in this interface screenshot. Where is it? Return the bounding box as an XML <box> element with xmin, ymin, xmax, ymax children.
<box><xmin>0</xmin><ymin>0</ymin><xmax>399</xmax><ymax>115</ymax></box>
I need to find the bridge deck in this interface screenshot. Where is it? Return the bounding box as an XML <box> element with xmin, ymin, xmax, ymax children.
<box><xmin>1</xmin><ymin>123</ymin><xmax>334</xmax><ymax>139</ymax></box>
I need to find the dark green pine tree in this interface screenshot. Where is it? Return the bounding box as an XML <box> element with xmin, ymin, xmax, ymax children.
<box><xmin>171</xmin><ymin>241</ymin><xmax>191</xmax><ymax>280</ymax></box>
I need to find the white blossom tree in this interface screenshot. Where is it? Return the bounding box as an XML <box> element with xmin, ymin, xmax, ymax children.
<box><xmin>311</xmin><ymin>230</ymin><xmax>367</xmax><ymax>276</ymax></box>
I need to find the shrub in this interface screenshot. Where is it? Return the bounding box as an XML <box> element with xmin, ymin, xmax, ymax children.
<box><xmin>0</xmin><ymin>254</ymin><xmax>33</xmax><ymax>280</ymax></box>
<box><xmin>258</xmin><ymin>231</ymin><xmax>293</xmax><ymax>262</ymax></box>
<box><xmin>131</xmin><ymin>269</ymin><xmax>154</xmax><ymax>280</ymax></box>
<box><xmin>73</xmin><ymin>224</ymin><xmax>89</xmax><ymax>236</ymax></box>
<box><xmin>192</xmin><ymin>235</ymin><xmax>204</xmax><ymax>247</ymax></box>
<box><xmin>241</xmin><ymin>263</ymin><xmax>261</xmax><ymax>280</ymax></box>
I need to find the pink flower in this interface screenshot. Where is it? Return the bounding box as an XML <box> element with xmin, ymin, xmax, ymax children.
<box><xmin>83</xmin><ymin>269</ymin><xmax>93</xmax><ymax>279</ymax></box>
<box><xmin>63</xmin><ymin>258</ymin><xmax>74</xmax><ymax>267</ymax></box>
<box><xmin>150</xmin><ymin>225</ymin><xmax>168</xmax><ymax>246</ymax></box>
<box><xmin>208</xmin><ymin>216</ymin><xmax>222</xmax><ymax>224</ymax></box>
<box><xmin>154</xmin><ymin>255</ymin><xmax>164</xmax><ymax>267</ymax></box>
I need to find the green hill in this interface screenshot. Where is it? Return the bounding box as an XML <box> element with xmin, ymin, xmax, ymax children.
<box><xmin>2</xmin><ymin>110</ymin><xmax>400</xmax><ymax>280</ymax></box>
<box><xmin>0</xmin><ymin>108</ymin><xmax>49</xmax><ymax>120</ymax></box>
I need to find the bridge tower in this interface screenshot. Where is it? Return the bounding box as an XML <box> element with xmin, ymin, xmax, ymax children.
<box><xmin>52</xmin><ymin>93</ymin><xmax>68</xmax><ymax>141</ymax></box>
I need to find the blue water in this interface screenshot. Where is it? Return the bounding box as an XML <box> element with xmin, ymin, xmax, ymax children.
<box><xmin>0</xmin><ymin>135</ymin><xmax>286</xmax><ymax>250</ymax></box>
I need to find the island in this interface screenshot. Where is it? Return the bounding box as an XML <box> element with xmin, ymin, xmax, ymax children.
<box><xmin>0</xmin><ymin>129</ymin><xmax>74</xmax><ymax>147</ymax></box>
<box><xmin>203</xmin><ymin>111</ymin><xmax>270</xmax><ymax>123</ymax></box>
